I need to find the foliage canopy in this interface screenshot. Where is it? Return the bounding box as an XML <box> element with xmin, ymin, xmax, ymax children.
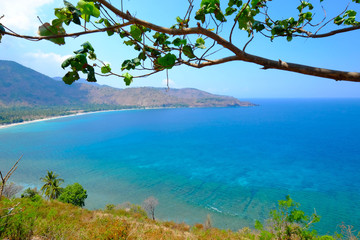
<box><xmin>1</xmin><ymin>0</ymin><xmax>360</xmax><ymax>85</ymax></box>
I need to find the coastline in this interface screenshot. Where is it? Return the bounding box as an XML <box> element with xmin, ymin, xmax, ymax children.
<box><xmin>0</xmin><ymin>109</ymin><xmax>131</xmax><ymax>130</ymax></box>
<box><xmin>0</xmin><ymin>106</ymin><xmax>183</xmax><ymax>130</ymax></box>
<box><xmin>0</xmin><ymin>104</ymin><xmax>255</xmax><ymax>130</ymax></box>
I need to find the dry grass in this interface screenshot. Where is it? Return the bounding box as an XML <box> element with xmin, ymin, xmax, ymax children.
<box><xmin>1</xmin><ymin>197</ymin><xmax>358</xmax><ymax>240</ymax></box>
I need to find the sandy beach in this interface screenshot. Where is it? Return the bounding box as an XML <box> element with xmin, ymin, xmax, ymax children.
<box><xmin>0</xmin><ymin>110</ymin><xmax>123</xmax><ymax>129</ymax></box>
<box><xmin>0</xmin><ymin>107</ymin><xmax>177</xmax><ymax>130</ymax></box>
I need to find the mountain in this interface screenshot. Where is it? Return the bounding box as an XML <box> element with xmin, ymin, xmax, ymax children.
<box><xmin>0</xmin><ymin>60</ymin><xmax>254</xmax><ymax>108</ymax></box>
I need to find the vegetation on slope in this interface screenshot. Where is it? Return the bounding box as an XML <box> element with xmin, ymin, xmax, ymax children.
<box><xmin>0</xmin><ymin>192</ymin><xmax>359</xmax><ymax>240</ymax></box>
<box><xmin>0</xmin><ymin>160</ymin><xmax>359</xmax><ymax>239</ymax></box>
<box><xmin>0</xmin><ymin>60</ymin><xmax>252</xmax><ymax>108</ymax></box>
<box><xmin>0</xmin><ymin>60</ymin><xmax>255</xmax><ymax>125</ymax></box>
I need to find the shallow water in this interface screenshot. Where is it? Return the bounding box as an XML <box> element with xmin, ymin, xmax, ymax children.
<box><xmin>1</xmin><ymin>99</ymin><xmax>359</xmax><ymax>234</ymax></box>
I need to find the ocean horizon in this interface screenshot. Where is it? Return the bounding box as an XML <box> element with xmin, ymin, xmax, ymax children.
<box><xmin>1</xmin><ymin>98</ymin><xmax>359</xmax><ymax>234</ymax></box>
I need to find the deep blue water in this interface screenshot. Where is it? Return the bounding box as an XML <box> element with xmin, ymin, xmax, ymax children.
<box><xmin>1</xmin><ymin>99</ymin><xmax>360</xmax><ymax>234</ymax></box>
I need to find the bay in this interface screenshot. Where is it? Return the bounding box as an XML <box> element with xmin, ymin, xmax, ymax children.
<box><xmin>0</xmin><ymin>98</ymin><xmax>360</xmax><ymax>234</ymax></box>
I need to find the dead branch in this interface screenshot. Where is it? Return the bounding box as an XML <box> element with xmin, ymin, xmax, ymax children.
<box><xmin>0</xmin><ymin>155</ymin><xmax>23</xmax><ymax>200</ymax></box>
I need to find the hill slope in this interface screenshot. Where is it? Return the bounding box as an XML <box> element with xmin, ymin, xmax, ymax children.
<box><xmin>0</xmin><ymin>60</ymin><xmax>253</xmax><ymax>108</ymax></box>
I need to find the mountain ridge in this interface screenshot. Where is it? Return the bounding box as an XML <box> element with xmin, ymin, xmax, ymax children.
<box><xmin>0</xmin><ymin>60</ymin><xmax>255</xmax><ymax>108</ymax></box>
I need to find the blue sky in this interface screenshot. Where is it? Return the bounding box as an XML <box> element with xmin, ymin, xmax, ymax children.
<box><xmin>1</xmin><ymin>0</ymin><xmax>360</xmax><ymax>98</ymax></box>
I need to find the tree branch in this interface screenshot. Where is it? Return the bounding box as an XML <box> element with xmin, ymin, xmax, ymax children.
<box><xmin>96</xmin><ymin>0</ymin><xmax>360</xmax><ymax>82</ymax></box>
<box><xmin>310</xmin><ymin>25</ymin><xmax>360</xmax><ymax>38</ymax></box>
<box><xmin>3</xmin><ymin>0</ymin><xmax>360</xmax><ymax>82</ymax></box>
<box><xmin>0</xmin><ymin>155</ymin><xmax>22</xmax><ymax>200</ymax></box>
<box><xmin>2</xmin><ymin>23</ymin><xmax>132</xmax><ymax>41</ymax></box>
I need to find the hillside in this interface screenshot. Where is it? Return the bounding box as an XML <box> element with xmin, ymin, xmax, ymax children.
<box><xmin>0</xmin><ymin>195</ymin><xmax>345</xmax><ymax>240</ymax></box>
<box><xmin>0</xmin><ymin>60</ymin><xmax>254</xmax><ymax>108</ymax></box>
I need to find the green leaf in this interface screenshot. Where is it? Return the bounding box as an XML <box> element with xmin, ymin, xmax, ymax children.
<box><xmin>86</xmin><ymin>65</ymin><xmax>97</xmax><ymax>82</ymax></box>
<box><xmin>61</xmin><ymin>56</ymin><xmax>74</xmax><ymax>69</ymax></box>
<box><xmin>195</xmin><ymin>7</ymin><xmax>206</xmax><ymax>23</ymax></box>
<box><xmin>81</xmin><ymin>41</ymin><xmax>94</xmax><ymax>52</ymax></box>
<box><xmin>124</xmin><ymin>40</ymin><xmax>134</xmax><ymax>46</ymax></box>
<box><xmin>251</xmin><ymin>0</ymin><xmax>261</xmax><ymax>7</ymax></box>
<box><xmin>0</xmin><ymin>24</ymin><xmax>5</xmax><ymax>33</ymax></box>
<box><xmin>88</xmin><ymin>51</ymin><xmax>97</xmax><ymax>60</ymax></box>
<box><xmin>200</xmin><ymin>0</ymin><xmax>220</xmax><ymax>12</ymax></box>
<box><xmin>253</xmin><ymin>21</ymin><xmax>265</xmax><ymax>32</ymax></box>
<box><xmin>225</xmin><ymin>7</ymin><xmax>237</xmax><ymax>16</ymax></box>
<box><xmin>183</xmin><ymin>45</ymin><xmax>196</xmax><ymax>58</ymax></box>
<box><xmin>172</xmin><ymin>38</ymin><xmax>187</xmax><ymax>46</ymax></box>
<box><xmin>63</xmin><ymin>71</ymin><xmax>79</xmax><ymax>85</ymax></box>
<box><xmin>77</xmin><ymin>0</ymin><xmax>100</xmax><ymax>22</ymax></box>
<box><xmin>103</xmin><ymin>19</ymin><xmax>112</xmax><ymax>27</ymax></box>
<box><xmin>153</xmin><ymin>32</ymin><xmax>169</xmax><ymax>46</ymax></box>
<box><xmin>132</xmin><ymin>58</ymin><xmax>141</xmax><ymax>66</ymax></box>
<box><xmin>38</xmin><ymin>22</ymin><xmax>66</xmax><ymax>45</ymax></box>
<box><xmin>130</xmin><ymin>25</ymin><xmax>142</xmax><ymax>42</ymax></box>
<box><xmin>101</xmin><ymin>64</ymin><xmax>111</xmax><ymax>74</ymax></box>
<box><xmin>122</xmin><ymin>72</ymin><xmax>133</xmax><ymax>86</ymax></box>
<box><xmin>157</xmin><ymin>53</ymin><xmax>177</xmax><ymax>69</ymax></box>
<box><xmin>138</xmin><ymin>51</ymin><xmax>147</xmax><ymax>61</ymax></box>
<box><xmin>254</xmin><ymin>220</ymin><xmax>263</xmax><ymax>230</ymax></box>
<box><xmin>195</xmin><ymin>38</ymin><xmax>206</xmax><ymax>49</ymax></box>
<box><xmin>0</xmin><ymin>24</ymin><xmax>5</xmax><ymax>42</ymax></box>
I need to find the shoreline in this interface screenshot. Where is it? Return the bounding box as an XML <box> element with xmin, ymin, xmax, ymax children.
<box><xmin>0</xmin><ymin>109</ymin><xmax>136</xmax><ymax>130</ymax></box>
<box><xmin>0</xmin><ymin>106</ymin><xmax>183</xmax><ymax>130</ymax></box>
<box><xmin>0</xmin><ymin>104</ymin><xmax>253</xmax><ymax>130</ymax></box>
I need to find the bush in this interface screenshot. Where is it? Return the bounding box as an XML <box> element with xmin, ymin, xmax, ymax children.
<box><xmin>0</xmin><ymin>198</ymin><xmax>42</xmax><ymax>239</ymax></box>
<box><xmin>1</xmin><ymin>182</ymin><xmax>23</xmax><ymax>199</ymax></box>
<box><xmin>255</xmin><ymin>195</ymin><xmax>320</xmax><ymax>240</ymax></box>
<box><xmin>58</xmin><ymin>183</ymin><xmax>87</xmax><ymax>207</ymax></box>
<box><xmin>21</xmin><ymin>187</ymin><xmax>41</xmax><ymax>202</ymax></box>
<box><xmin>105</xmin><ymin>204</ymin><xmax>115</xmax><ymax>211</ymax></box>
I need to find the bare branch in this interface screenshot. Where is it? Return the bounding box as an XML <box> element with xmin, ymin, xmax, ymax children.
<box><xmin>311</xmin><ymin>25</ymin><xmax>360</xmax><ymax>38</ymax></box>
<box><xmin>0</xmin><ymin>155</ymin><xmax>23</xmax><ymax>200</ymax></box>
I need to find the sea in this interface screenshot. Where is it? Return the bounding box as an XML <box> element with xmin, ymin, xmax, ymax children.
<box><xmin>0</xmin><ymin>98</ymin><xmax>359</xmax><ymax>234</ymax></box>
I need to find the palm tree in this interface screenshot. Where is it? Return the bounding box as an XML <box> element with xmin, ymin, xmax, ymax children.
<box><xmin>40</xmin><ymin>171</ymin><xmax>64</xmax><ymax>200</ymax></box>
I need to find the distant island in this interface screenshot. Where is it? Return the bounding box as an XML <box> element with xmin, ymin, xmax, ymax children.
<box><xmin>0</xmin><ymin>60</ymin><xmax>256</xmax><ymax>125</ymax></box>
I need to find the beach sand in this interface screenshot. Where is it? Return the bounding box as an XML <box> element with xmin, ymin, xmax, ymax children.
<box><xmin>0</xmin><ymin>110</ymin><xmax>120</xmax><ymax>129</ymax></box>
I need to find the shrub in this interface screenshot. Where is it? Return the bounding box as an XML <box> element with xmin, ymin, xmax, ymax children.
<box><xmin>255</xmin><ymin>195</ymin><xmax>320</xmax><ymax>240</ymax></box>
<box><xmin>143</xmin><ymin>196</ymin><xmax>158</xmax><ymax>220</ymax></box>
<box><xmin>204</xmin><ymin>214</ymin><xmax>212</xmax><ymax>230</ymax></box>
<box><xmin>1</xmin><ymin>182</ymin><xmax>23</xmax><ymax>199</ymax></box>
<box><xmin>105</xmin><ymin>204</ymin><xmax>115</xmax><ymax>211</ymax></box>
<box><xmin>58</xmin><ymin>183</ymin><xmax>87</xmax><ymax>207</ymax></box>
<box><xmin>0</xmin><ymin>198</ymin><xmax>42</xmax><ymax>240</ymax></box>
<box><xmin>21</xmin><ymin>187</ymin><xmax>41</xmax><ymax>202</ymax></box>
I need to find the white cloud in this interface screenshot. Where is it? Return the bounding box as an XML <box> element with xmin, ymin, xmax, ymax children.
<box><xmin>0</xmin><ymin>0</ymin><xmax>54</xmax><ymax>32</ymax></box>
<box><xmin>22</xmin><ymin>51</ymin><xmax>71</xmax><ymax>77</ymax></box>
<box><xmin>26</xmin><ymin>51</ymin><xmax>71</xmax><ymax>65</ymax></box>
<box><xmin>162</xmin><ymin>78</ymin><xmax>177</xmax><ymax>88</ymax></box>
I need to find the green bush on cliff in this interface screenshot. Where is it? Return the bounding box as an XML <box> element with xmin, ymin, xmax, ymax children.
<box><xmin>58</xmin><ymin>183</ymin><xmax>87</xmax><ymax>207</ymax></box>
<box><xmin>255</xmin><ymin>195</ymin><xmax>320</xmax><ymax>240</ymax></box>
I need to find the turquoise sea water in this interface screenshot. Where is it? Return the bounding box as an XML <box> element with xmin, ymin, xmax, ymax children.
<box><xmin>1</xmin><ymin>99</ymin><xmax>360</xmax><ymax>234</ymax></box>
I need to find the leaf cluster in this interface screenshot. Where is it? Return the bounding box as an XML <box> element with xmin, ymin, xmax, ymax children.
<box><xmin>61</xmin><ymin>41</ymin><xmax>97</xmax><ymax>85</ymax></box>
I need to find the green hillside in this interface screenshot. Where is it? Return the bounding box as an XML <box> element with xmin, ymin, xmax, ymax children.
<box><xmin>0</xmin><ymin>60</ymin><xmax>255</xmax><ymax>124</ymax></box>
<box><xmin>0</xmin><ymin>60</ymin><xmax>253</xmax><ymax>108</ymax></box>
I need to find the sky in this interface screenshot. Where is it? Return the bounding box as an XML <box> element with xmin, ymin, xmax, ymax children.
<box><xmin>0</xmin><ymin>0</ymin><xmax>360</xmax><ymax>98</ymax></box>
